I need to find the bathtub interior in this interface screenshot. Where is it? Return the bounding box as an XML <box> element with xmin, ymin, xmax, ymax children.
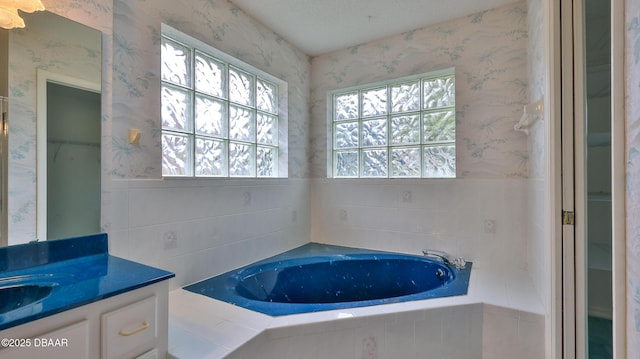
<box><xmin>235</xmin><ymin>256</ymin><xmax>454</xmax><ymax>303</ymax></box>
<box><xmin>184</xmin><ymin>243</ymin><xmax>471</xmax><ymax>316</ymax></box>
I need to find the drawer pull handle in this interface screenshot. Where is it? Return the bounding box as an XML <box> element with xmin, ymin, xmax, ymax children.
<box><xmin>118</xmin><ymin>321</ymin><xmax>149</xmax><ymax>336</ymax></box>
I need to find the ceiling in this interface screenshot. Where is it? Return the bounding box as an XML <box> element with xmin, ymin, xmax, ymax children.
<box><xmin>230</xmin><ymin>0</ymin><xmax>519</xmax><ymax>56</ymax></box>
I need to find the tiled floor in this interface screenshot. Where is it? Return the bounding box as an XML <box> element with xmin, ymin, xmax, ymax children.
<box><xmin>588</xmin><ymin>316</ymin><xmax>612</xmax><ymax>359</ymax></box>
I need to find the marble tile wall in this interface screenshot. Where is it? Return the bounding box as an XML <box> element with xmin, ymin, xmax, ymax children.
<box><xmin>526</xmin><ymin>0</ymin><xmax>551</xmax><ymax>317</ymax></box>
<box><xmin>106</xmin><ymin>0</ymin><xmax>312</xmax><ymax>284</ymax></box>
<box><xmin>308</xmin><ymin>1</ymin><xmax>531</xmax><ymax>272</ymax></box>
<box><xmin>626</xmin><ymin>0</ymin><xmax>640</xmax><ymax>355</ymax></box>
<box><xmin>111</xmin><ymin>0</ymin><xmax>310</xmax><ymax>179</ymax></box>
<box><xmin>310</xmin><ymin>1</ymin><xmax>529</xmax><ymax>179</ymax></box>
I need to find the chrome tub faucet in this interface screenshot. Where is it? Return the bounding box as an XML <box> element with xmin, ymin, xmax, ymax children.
<box><xmin>422</xmin><ymin>249</ymin><xmax>466</xmax><ymax>269</ymax></box>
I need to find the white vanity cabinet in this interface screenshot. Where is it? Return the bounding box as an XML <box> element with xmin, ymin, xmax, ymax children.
<box><xmin>0</xmin><ymin>281</ymin><xmax>169</xmax><ymax>359</ymax></box>
<box><xmin>0</xmin><ymin>320</ymin><xmax>90</xmax><ymax>359</ymax></box>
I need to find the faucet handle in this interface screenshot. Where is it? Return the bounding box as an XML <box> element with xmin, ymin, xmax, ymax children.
<box><xmin>422</xmin><ymin>249</ymin><xmax>466</xmax><ymax>269</ymax></box>
<box><xmin>450</xmin><ymin>256</ymin><xmax>466</xmax><ymax>269</ymax></box>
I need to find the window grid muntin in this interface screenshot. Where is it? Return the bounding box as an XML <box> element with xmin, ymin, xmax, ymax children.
<box><xmin>332</xmin><ymin>71</ymin><xmax>455</xmax><ymax>178</ymax></box>
<box><xmin>161</xmin><ymin>33</ymin><xmax>279</xmax><ymax>178</ymax></box>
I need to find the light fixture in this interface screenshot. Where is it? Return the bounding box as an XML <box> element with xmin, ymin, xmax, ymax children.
<box><xmin>0</xmin><ymin>0</ymin><xmax>45</xmax><ymax>29</ymax></box>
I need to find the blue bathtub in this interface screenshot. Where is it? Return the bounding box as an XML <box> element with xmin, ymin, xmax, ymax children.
<box><xmin>184</xmin><ymin>243</ymin><xmax>471</xmax><ymax>316</ymax></box>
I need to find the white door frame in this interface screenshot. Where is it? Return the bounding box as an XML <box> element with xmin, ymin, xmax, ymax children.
<box><xmin>36</xmin><ymin>69</ymin><xmax>100</xmax><ymax>241</ymax></box>
<box><xmin>560</xmin><ymin>0</ymin><xmax>579</xmax><ymax>356</ymax></box>
<box><xmin>556</xmin><ymin>0</ymin><xmax>626</xmax><ymax>357</ymax></box>
<box><xmin>610</xmin><ymin>0</ymin><xmax>626</xmax><ymax>356</ymax></box>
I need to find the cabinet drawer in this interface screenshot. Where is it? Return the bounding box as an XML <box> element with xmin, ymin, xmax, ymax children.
<box><xmin>135</xmin><ymin>348</ymin><xmax>158</xmax><ymax>359</ymax></box>
<box><xmin>102</xmin><ymin>296</ymin><xmax>157</xmax><ymax>359</ymax></box>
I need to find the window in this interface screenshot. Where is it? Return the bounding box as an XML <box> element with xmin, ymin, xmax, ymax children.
<box><xmin>161</xmin><ymin>25</ymin><xmax>286</xmax><ymax>178</ymax></box>
<box><xmin>330</xmin><ymin>69</ymin><xmax>456</xmax><ymax>178</ymax></box>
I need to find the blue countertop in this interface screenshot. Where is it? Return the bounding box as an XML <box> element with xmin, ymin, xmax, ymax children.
<box><xmin>0</xmin><ymin>233</ymin><xmax>174</xmax><ymax>330</ymax></box>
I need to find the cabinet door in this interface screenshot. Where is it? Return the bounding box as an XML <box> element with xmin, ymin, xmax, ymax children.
<box><xmin>0</xmin><ymin>320</ymin><xmax>89</xmax><ymax>359</ymax></box>
<box><xmin>102</xmin><ymin>295</ymin><xmax>157</xmax><ymax>359</ymax></box>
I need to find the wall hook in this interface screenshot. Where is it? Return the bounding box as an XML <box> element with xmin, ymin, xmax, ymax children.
<box><xmin>514</xmin><ymin>100</ymin><xmax>544</xmax><ymax>135</ymax></box>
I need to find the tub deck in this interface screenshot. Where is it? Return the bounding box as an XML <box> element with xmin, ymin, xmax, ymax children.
<box><xmin>167</xmin><ymin>258</ymin><xmax>544</xmax><ymax>358</ymax></box>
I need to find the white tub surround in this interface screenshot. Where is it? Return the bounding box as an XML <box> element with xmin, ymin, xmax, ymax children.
<box><xmin>311</xmin><ymin>178</ymin><xmax>529</xmax><ymax>272</ymax></box>
<box><xmin>168</xmin><ymin>263</ymin><xmax>544</xmax><ymax>358</ymax></box>
<box><xmin>109</xmin><ymin>178</ymin><xmax>310</xmax><ymax>291</ymax></box>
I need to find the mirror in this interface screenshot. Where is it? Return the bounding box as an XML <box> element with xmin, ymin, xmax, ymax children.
<box><xmin>3</xmin><ymin>11</ymin><xmax>102</xmax><ymax>245</ymax></box>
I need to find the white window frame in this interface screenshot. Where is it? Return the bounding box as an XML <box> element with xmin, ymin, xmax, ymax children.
<box><xmin>327</xmin><ymin>68</ymin><xmax>456</xmax><ymax>178</ymax></box>
<box><xmin>161</xmin><ymin>24</ymin><xmax>288</xmax><ymax>178</ymax></box>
